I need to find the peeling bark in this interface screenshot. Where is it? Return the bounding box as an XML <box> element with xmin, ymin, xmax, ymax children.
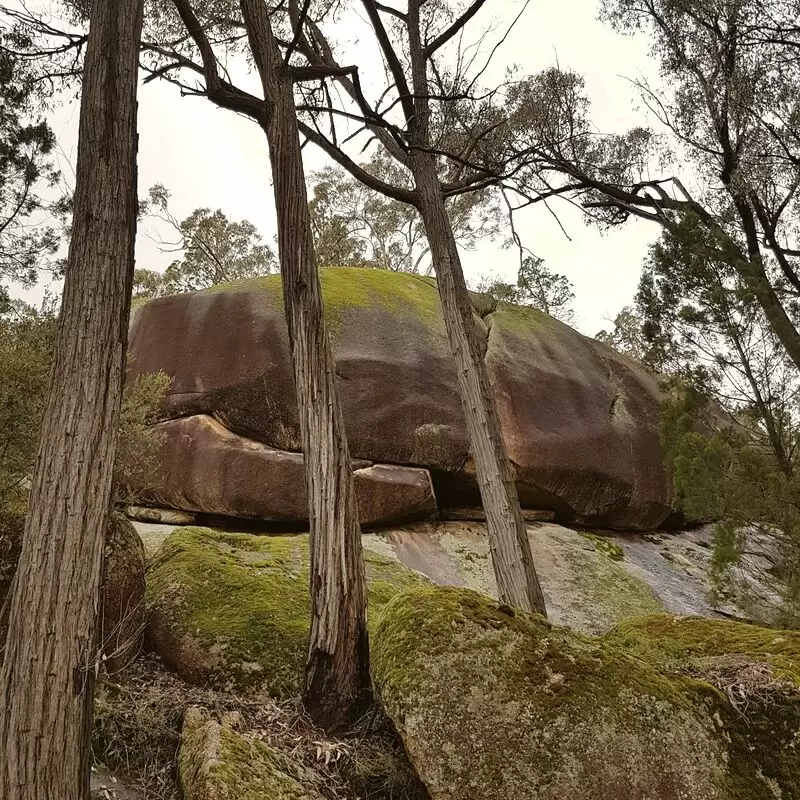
<box><xmin>239</xmin><ymin>0</ymin><xmax>371</xmax><ymax>731</ymax></box>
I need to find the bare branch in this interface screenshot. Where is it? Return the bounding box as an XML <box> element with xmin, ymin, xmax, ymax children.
<box><xmin>424</xmin><ymin>0</ymin><xmax>489</xmax><ymax>57</ymax></box>
<box><xmin>298</xmin><ymin>120</ymin><xmax>417</xmax><ymax>204</ymax></box>
<box><xmin>360</xmin><ymin>0</ymin><xmax>415</xmax><ymax>122</ymax></box>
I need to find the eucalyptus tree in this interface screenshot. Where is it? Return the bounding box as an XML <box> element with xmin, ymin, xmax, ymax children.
<box><xmin>621</xmin><ymin>219</ymin><xmax>800</xmax><ymax>476</ymax></box>
<box><xmin>285</xmin><ymin>0</ymin><xmax>548</xmax><ymax>615</ymax></box>
<box><xmin>308</xmin><ymin>153</ymin><xmax>501</xmax><ymax>272</ymax></box>
<box><xmin>478</xmin><ymin>257</ymin><xmax>576</xmax><ymax>324</ymax></box>
<box><xmin>135</xmin><ymin>185</ymin><xmax>277</xmax><ymax>297</ymax></box>
<box><xmin>0</xmin><ymin>0</ymin><xmax>144</xmax><ymax>797</ymax></box>
<box><xmin>0</xmin><ymin>35</ymin><xmax>62</xmax><ymax>301</ymax></box>
<box><xmin>509</xmin><ymin>0</ymin><xmax>800</xmax><ymax>373</ymax></box>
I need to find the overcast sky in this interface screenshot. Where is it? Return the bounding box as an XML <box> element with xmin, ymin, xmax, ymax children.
<box><xmin>26</xmin><ymin>0</ymin><xmax>663</xmax><ymax>335</ymax></box>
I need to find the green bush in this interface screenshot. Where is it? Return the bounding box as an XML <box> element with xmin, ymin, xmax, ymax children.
<box><xmin>661</xmin><ymin>383</ymin><xmax>800</xmax><ymax>625</ymax></box>
<box><xmin>0</xmin><ymin>300</ymin><xmax>170</xmax><ymax>514</ymax></box>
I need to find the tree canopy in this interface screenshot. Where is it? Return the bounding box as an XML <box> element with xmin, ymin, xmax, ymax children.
<box><xmin>478</xmin><ymin>257</ymin><xmax>576</xmax><ymax>324</ymax></box>
<box><xmin>134</xmin><ymin>185</ymin><xmax>277</xmax><ymax>297</ymax></box>
<box><xmin>308</xmin><ymin>154</ymin><xmax>501</xmax><ymax>273</ymax></box>
<box><xmin>0</xmin><ymin>39</ymin><xmax>63</xmax><ymax>306</ymax></box>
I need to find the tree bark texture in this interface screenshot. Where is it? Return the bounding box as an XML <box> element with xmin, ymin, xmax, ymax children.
<box><xmin>0</xmin><ymin>0</ymin><xmax>144</xmax><ymax>796</ymax></box>
<box><xmin>240</xmin><ymin>0</ymin><xmax>371</xmax><ymax>732</ymax></box>
<box><xmin>406</xmin><ymin>0</ymin><xmax>546</xmax><ymax>616</ymax></box>
<box><xmin>412</xmin><ymin>153</ymin><xmax>547</xmax><ymax>616</ymax></box>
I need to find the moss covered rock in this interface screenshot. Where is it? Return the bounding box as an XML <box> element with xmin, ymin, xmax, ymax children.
<box><xmin>372</xmin><ymin>586</ymin><xmax>800</xmax><ymax>800</ymax></box>
<box><xmin>101</xmin><ymin>513</ymin><xmax>147</xmax><ymax>673</ymax></box>
<box><xmin>145</xmin><ymin>527</ymin><xmax>429</xmax><ymax>696</ymax></box>
<box><xmin>431</xmin><ymin>520</ymin><xmax>663</xmax><ymax>634</ymax></box>
<box><xmin>178</xmin><ymin>707</ymin><xmax>322</xmax><ymax>800</ymax></box>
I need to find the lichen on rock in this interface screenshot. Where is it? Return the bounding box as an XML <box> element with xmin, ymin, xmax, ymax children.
<box><xmin>434</xmin><ymin>521</ymin><xmax>663</xmax><ymax>635</ymax></box>
<box><xmin>372</xmin><ymin>586</ymin><xmax>800</xmax><ymax>800</ymax></box>
<box><xmin>145</xmin><ymin>526</ymin><xmax>429</xmax><ymax>696</ymax></box>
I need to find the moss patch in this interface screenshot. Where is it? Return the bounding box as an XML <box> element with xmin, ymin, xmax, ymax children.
<box><xmin>579</xmin><ymin>532</ymin><xmax>625</xmax><ymax>561</ymax></box>
<box><xmin>487</xmin><ymin>300</ymin><xmax>561</xmax><ymax>337</ymax></box>
<box><xmin>179</xmin><ymin>707</ymin><xmax>323</xmax><ymax>800</ymax></box>
<box><xmin>145</xmin><ymin>527</ymin><xmax>429</xmax><ymax>697</ymax></box>
<box><xmin>197</xmin><ymin>267</ymin><xmax>446</xmax><ymax>339</ymax></box>
<box><xmin>372</xmin><ymin>586</ymin><xmax>800</xmax><ymax>800</ymax></box>
<box><xmin>607</xmin><ymin>614</ymin><xmax>800</xmax><ymax>680</ymax></box>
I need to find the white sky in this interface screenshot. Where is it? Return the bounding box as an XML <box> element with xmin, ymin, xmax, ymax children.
<box><xmin>22</xmin><ymin>0</ymin><xmax>663</xmax><ymax>335</ymax></box>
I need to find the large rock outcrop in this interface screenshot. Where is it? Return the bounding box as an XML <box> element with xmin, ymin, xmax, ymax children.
<box><xmin>127</xmin><ymin>268</ymin><xmax>672</xmax><ymax>530</ymax></box>
<box><xmin>372</xmin><ymin>586</ymin><xmax>800</xmax><ymax>800</ymax></box>
<box><xmin>135</xmin><ymin>415</ymin><xmax>436</xmax><ymax>527</ymax></box>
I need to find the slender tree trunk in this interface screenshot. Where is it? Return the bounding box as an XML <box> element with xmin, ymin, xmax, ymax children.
<box><xmin>0</xmin><ymin>0</ymin><xmax>143</xmax><ymax>797</ymax></box>
<box><xmin>731</xmin><ymin>197</ymin><xmax>800</xmax><ymax>375</ymax></box>
<box><xmin>405</xmin><ymin>0</ymin><xmax>546</xmax><ymax>616</ymax></box>
<box><xmin>412</xmin><ymin>152</ymin><xmax>547</xmax><ymax>616</ymax></box>
<box><xmin>239</xmin><ymin>0</ymin><xmax>371</xmax><ymax>732</ymax></box>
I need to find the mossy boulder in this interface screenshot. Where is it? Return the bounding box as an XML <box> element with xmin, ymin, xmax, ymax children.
<box><xmin>101</xmin><ymin>513</ymin><xmax>147</xmax><ymax>673</ymax></box>
<box><xmin>178</xmin><ymin>707</ymin><xmax>322</xmax><ymax>800</ymax></box>
<box><xmin>145</xmin><ymin>527</ymin><xmax>429</xmax><ymax>696</ymax></box>
<box><xmin>372</xmin><ymin>586</ymin><xmax>800</xmax><ymax>800</ymax></box>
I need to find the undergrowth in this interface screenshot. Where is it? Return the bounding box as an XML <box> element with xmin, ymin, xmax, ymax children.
<box><xmin>92</xmin><ymin>654</ymin><xmax>427</xmax><ymax>800</ymax></box>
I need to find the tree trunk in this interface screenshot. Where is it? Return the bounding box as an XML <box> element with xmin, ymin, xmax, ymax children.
<box><xmin>411</xmin><ymin>153</ymin><xmax>547</xmax><ymax>616</ymax></box>
<box><xmin>0</xmin><ymin>0</ymin><xmax>143</xmax><ymax>797</ymax></box>
<box><xmin>239</xmin><ymin>0</ymin><xmax>371</xmax><ymax>732</ymax></box>
<box><xmin>731</xmin><ymin>197</ymin><xmax>800</xmax><ymax>375</ymax></box>
<box><xmin>404</xmin><ymin>0</ymin><xmax>545</xmax><ymax>616</ymax></box>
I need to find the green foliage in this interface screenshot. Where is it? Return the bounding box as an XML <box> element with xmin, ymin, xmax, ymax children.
<box><xmin>0</xmin><ymin>300</ymin><xmax>170</xmax><ymax>512</ymax></box>
<box><xmin>308</xmin><ymin>154</ymin><xmax>501</xmax><ymax>274</ymax></box>
<box><xmin>0</xmin><ymin>41</ymin><xmax>62</xmax><ymax>296</ymax></box>
<box><xmin>601</xmin><ymin>212</ymin><xmax>800</xmax><ymax>478</ymax></box>
<box><xmin>660</xmin><ymin>384</ymin><xmax>800</xmax><ymax>624</ymax></box>
<box><xmin>115</xmin><ymin>371</ymin><xmax>171</xmax><ymax>504</ymax></box>
<box><xmin>135</xmin><ymin>185</ymin><xmax>277</xmax><ymax>297</ymax></box>
<box><xmin>0</xmin><ymin>301</ymin><xmax>56</xmax><ymax>508</ymax></box>
<box><xmin>594</xmin><ymin>306</ymin><xmax>650</xmax><ymax>362</ymax></box>
<box><xmin>477</xmin><ymin>257</ymin><xmax>575</xmax><ymax>324</ymax></box>
<box><xmin>131</xmin><ymin>268</ymin><xmax>166</xmax><ymax>301</ymax></box>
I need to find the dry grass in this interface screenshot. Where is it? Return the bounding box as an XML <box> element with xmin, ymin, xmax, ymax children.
<box><xmin>679</xmin><ymin>654</ymin><xmax>798</xmax><ymax>714</ymax></box>
<box><xmin>92</xmin><ymin>655</ymin><xmax>427</xmax><ymax>800</ymax></box>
